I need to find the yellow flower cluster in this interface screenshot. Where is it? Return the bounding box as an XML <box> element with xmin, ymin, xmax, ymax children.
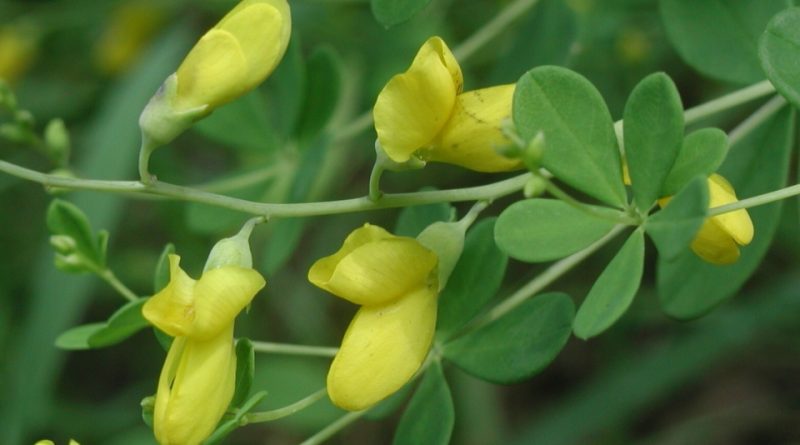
<box><xmin>143</xmin><ymin>254</ymin><xmax>265</xmax><ymax>445</ymax></box>
<box><xmin>373</xmin><ymin>36</ymin><xmax>522</xmax><ymax>172</ymax></box>
<box><xmin>308</xmin><ymin>224</ymin><xmax>439</xmax><ymax>411</ymax></box>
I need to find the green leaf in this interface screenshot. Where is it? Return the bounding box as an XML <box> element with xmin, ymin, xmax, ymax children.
<box><xmin>153</xmin><ymin>243</ymin><xmax>175</xmax><ymax>294</ymax></box>
<box><xmin>623</xmin><ymin>72</ymin><xmax>684</xmax><ymax>211</ymax></box>
<box><xmin>87</xmin><ymin>298</ymin><xmax>149</xmax><ymax>348</ymax></box>
<box><xmin>193</xmin><ymin>89</ymin><xmax>278</xmax><ymax>154</ymax></box>
<box><xmin>437</xmin><ymin>218</ymin><xmax>507</xmax><ymax>338</ymax></box>
<box><xmin>371</xmin><ymin>0</ymin><xmax>432</xmax><ymax>27</ymax></box>
<box><xmin>573</xmin><ymin>230</ymin><xmax>645</xmax><ymax>339</ymax></box>
<box><xmin>759</xmin><ymin>7</ymin><xmax>800</xmax><ymax>109</ymax></box>
<box><xmin>660</xmin><ymin>0</ymin><xmax>789</xmax><ymax>84</ymax></box>
<box><xmin>514</xmin><ymin>66</ymin><xmax>626</xmax><ymax>207</ymax></box>
<box><xmin>443</xmin><ymin>292</ymin><xmax>574</xmax><ymax>383</ymax></box>
<box><xmin>394</xmin><ymin>199</ymin><xmax>454</xmax><ymax>237</ymax></box>
<box><xmin>295</xmin><ymin>46</ymin><xmax>342</xmax><ymax>141</ymax></box>
<box><xmin>46</xmin><ymin>199</ymin><xmax>103</xmax><ymax>268</ymax></box>
<box><xmin>495</xmin><ymin>199</ymin><xmax>618</xmax><ymax>262</ymax></box>
<box><xmin>658</xmin><ymin>107</ymin><xmax>794</xmax><ymax>319</ymax></box>
<box><xmin>231</xmin><ymin>338</ymin><xmax>255</xmax><ymax>408</ymax></box>
<box><xmin>54</xmin><ymin>323</ymin><xmax>105</xmax><ymax>350</ymax></box>
<box><xmin>645</xmin><ymin>176</ymin><xmax>709</xmax><ymax>260</ymax></box>
<box><xmin>393</xmin><ymin>362</ymin><xmax>454</xmax><ymax>445</ymax></box>
<box><xmin>55</xmin><ymin>299</ymin><xmax>149</xmax><ymax>350</ymax></box>
<box><xmin>662</xmin><ymin>128</ymin><xmax>729</xmax><ymax>196</ymax></box>
<box><xmin>267</xmin><ymin>36</ymin><xmax>306</xmax><ymax>139</ymax></box>
<box><xmin>203</xmin><ymin>391</ymin><xmax>268</xmax><ymax>445</ymax></box>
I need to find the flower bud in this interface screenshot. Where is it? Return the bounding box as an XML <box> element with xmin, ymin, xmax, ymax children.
<box><xmin>523</xmin><ymin>176</ymin><xmax>548</xmax><ymax>198</ymax></box>
<box><xmin>139</xmin><ymin>0</ymin><xmax>291</xmax><ymax>147</ymax></box>
<box><xmin>44</xmin><ymin>118</ymin><xmax>70</xmax><ymax>165</ymax></box>
<box><xmin>50</xmin><ymin>234</ymin><xmax>77</xmax><ymax>254</ymax></box>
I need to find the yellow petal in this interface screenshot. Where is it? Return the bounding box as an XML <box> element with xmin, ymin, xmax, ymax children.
<box><xmin>327</xmin><ymin>285</ymin><xmax>438</xmax><ymax>411</ymax></box>
<box><xmin>142</xmin><ymin>255</ymin><xmax>197</xmax><ymax>337</ymax></box>
<box><xmin>309</xmin><ymin>224</ymin><xmax>437</xmax><ymax>306</ymax></box>
<box><xmin>175</xmin><ymin>29</ymin><xmax>248</xmax><ymax>111</ymax></box>
<box><xmin>430</xmin><ymin>84</ymin><xmax>523</xmax><ymax>172</ymax></box>
<box><xmin>373</xmin><ymin>36</ymin><xmax>462</xmax><ymax>163</ymax></box>
<box><xmin>215</xmin><ymin>0</ymin><xmax>289</xmax><ymax>89</ymax></box>
<box><xmin>690</xmin><ymin>218</ymin><xmax>741</xmax><ymax>265</ymax></box>
<box><xmin>191</xmin><ymin>266</ymin><xmax>266</xmax><ymax>339</ymax></box>
<box><xmin>154</xmin><ymin>326</ymin><xmax>237</xmax><ymax>445</ymax></box>
<box><xmin>707</xmin><ymin>174</ymin><xmax>753</xmax><ymax>245</ymax></box>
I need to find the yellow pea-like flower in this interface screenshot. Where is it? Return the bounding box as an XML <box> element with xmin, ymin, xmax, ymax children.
<box><xmin>94</xmin><ymin>1</ymin><xmax>165</xmax><ymax>75</ymax></box>
<box><xmin>153</xmin><ymin>326</ymin><xmax>237</xmax><ymax>445</ymax></box>
<box><xmin>34</xmin><ymin>441</ymin><xmax>79</xmax><ymax>445</ymax></box>
<box><xmin>373</xmin><ymin>36</ymin><xmax>523</xmax><ymax>172</ymax></box>
<box><xmin>690</xmin><ymin>174</ymin><xmax>754</xmax><ymax>265</ymax></box>
<box><xmin>143</xmin><ymin>254</ymin><xmax>265</xmax><ymax>340</ymax></box>
<box><xmin>309</xmin><ymin>224</ymin><xmax>439</xmax><ymax>411</ymax></box>
<box><xmin>0</xmin><ymin>24</ymin><xmax>38</xmax><ymax>84</ymax></box>
<box><xmin>139</xmin><ymin>0</ymin><xmax>290</xmax><ymax>147</ymax></box>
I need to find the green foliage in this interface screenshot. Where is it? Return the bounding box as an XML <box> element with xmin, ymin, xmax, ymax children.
<box><xmin>443</xmin><ymin>292</ymin><xmax>574</xmax><ymax>383</ymax></box>
<box><xmin>55</xmin><ymin>298</ymin><xmax>148</xmax><ymax>349</ymax></box>
<box><xmin>495</xmin><ymin>199</ymin><xmax>618</xmax><ymax>262</ymax></box>
<box><xmin>760</xmin><ymin>7</ymin><xmax>800</xmax><ymax>109</ymax></box>
<box><xmin>295</xmin><ymin>47</ymin><xmax>343</xmax><ymax>142</ymax></box>
<box><xmin>193</xmin><ymin>89</ymin><xmax>277</xmax><ymax>154</ymax></box>
<box><xmin>371</xmin><ymin>0</ymin><xmax>432</xmax><ymax>27</ymax></box>
<box><xmin>645</xmin><ymin>177</ymin><xmax>709</xmax><ymax>260</ymax></box>
<box><xmin>658</xmin><ymin>108</ymin><xmax>795</xmax><ymax>319</ymax></box>
<box><xmin>573</xmin><ymin>229</ymin><xmax>645</xmax><ymax>339</ymax></box>
<box><xmin>513</xmin><ymin>66</ymin><xmax>626</xmax><ymax>207</ymax></box>
<box><xmin>660</xmin><ymin>0</ymin><xmax>790</xmax><ymax>84</ymax></box>
<box><xmin>662</xmin><ymin>128</ymin><xmax>729</xmax><ymax>196</ymax></box>
<box><xmin>437</xmin><ymin>218</ymin><xmax>507</xmax><ymax>338</ymax></box>
<box><xmin>231</xmin><ymin>338</ymin><xmax>256</xmax><ymax>408</ymax></box>
<box><xmin>393</xmin><ymin>362</ymin><xmax>454</xmax><ymax>445</ymax></box>
<box><xmin>623</xmin><ymin>72</ymin><xmax>684</xmax><ymax>211</ymax></box>
<box><xmin>47</xmin><ymin>199</ymin><xmax>108</xmax><ymax>273</ymax></box>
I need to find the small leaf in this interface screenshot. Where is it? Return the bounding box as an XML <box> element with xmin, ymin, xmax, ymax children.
<box><xmin>295</xmin><ymin>46</ymin><xmax>342</xmax><ymax>141</ymax></box>
<box><xmin>88</xmin><ymin>298</ymin><xmax>149</xmax><ymax>348</ymax></box>
<box><xmin>495</xmin><ymin>199</ymin><xmax>618</xmax><ymax>263</ymax></box>
<box><xmin>514</xmin><ymin>66</ymin><xmax>626</xmax><ymax>207</ymax></box>
<box><xmin>371</xmin><ymin>0</ymin><xmax>432</xmax><ymax>27</ymax></box>
<box><xmin>46</xmin><ymin>199</ymin><xmax>103</xmax><ymax>268</ymax></box>
<box><xmin>573</xmin><ymin>230</ymin><xmax>645</xmax><ymax>339</ymax></box>
<box><xmin>55</xmin><ymin>323</ymin><xmax>105</xmax><ymax>350</ymax></box>
<box><xmin>393</xmin><ymin>362</ymin><xmax>454</xmax><ymax>445</ymax></box>
<box><xmin>437</xmin><ymin>218</ymin><xmax>507</xmax><ymax>338</ymax></box>
<box><xmin>623</xmin><ymin>72</ymin><xmax>684</xmax><ymax>211</ymax></box>
<box><xmin>443</xmin><ymin>292</ymin><xmax>574</xmax><ymax>383</ymax></box>
<box><xmin>153</xmin><ymin>243</ymin><xmax>175</xmax><ymax>294</ymax></box>
<box><xmin>660</xmin><ymin>0</ymin><xmax>789</xmax><ymax>84</ymax></box>
<box><xmin>231</xmin><ymin>338</ymin><xmax>255</xmax><ymax>408</ymax></box>
<box><xmin>662</xmin><ymin>128</ymin><xmax>729</xmax><ymax>196</ymax></box>
<box><xmin>645</xmin><ymin>177</ymin><xmax>709</xmax><ymax>260</ymax></box>
<box><xmin>759</xmin><ymin>7</ymin><xmax>800</xmax><ymax>109</ymax></box>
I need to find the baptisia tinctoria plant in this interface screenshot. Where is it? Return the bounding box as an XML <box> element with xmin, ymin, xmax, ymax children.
<box><xmin>308</xmin><ymin>220</ymin><xmax>466</xmax><ymax>411</ymax></box>
<box><xmin>138</xmin><ymin>0</ymin><xmax>291</xmax><ymax>181</ymax></box>
<box><xmin>373</xmin><ymin>36</ymin><xmax>522</xmax><ymax>172</ymax></box>
<box><xmin>142</xmin><ymin>226</ymin><xmax>265</xmax><ymax>445</ymax></box>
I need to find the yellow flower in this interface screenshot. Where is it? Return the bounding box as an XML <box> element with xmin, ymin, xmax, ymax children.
<box><xmin>34</xmin><ymin>441</ymin><xmax>79</xmax><ymax>445</ymax></box>
<box><xmin>143</xmin><ymin>254</ymin><xmax>265</xmax><ymax>445</ymax></box>
<box><xmin>94</xmin><ymin>2</ymin><xmax>166</xmax><ymax>75</ymax></box>
<box><xmin>308</xmin><ymin>224</ymin><xmax>439</xmax><ymax>411</ymax></box>
<box><xmin>373</xmin><ymin>36</ymin><xmax>522</xmax><ymax>172</ymax></box>
<box><xmin>139</xmin><ymin>0</ymin><xmax>291</xmax><ymax>147</ymax></box>
<box><xmin>0</xmin><ymin>24</ymin><xmax>38</xmax><ymax>84</ymax></box>
<box><xmin>690</xmin><ymin>174</ymin><xmax>753</xmax><ymax>265</ymax></box>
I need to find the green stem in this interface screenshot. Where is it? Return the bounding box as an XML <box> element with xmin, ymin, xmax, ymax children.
<box><xmin>300</xmin><ymin>411</ymin><xmax>365</xmax><ymax>445</ymax></box>
<box><xmin>250</xmin><ymin>341</ymin><xmax>339</xmax><ymax>357</ymax></box>
<box><xmin>0</xmin><ymin>159</ymin><xmax>532</xmax><ymax>217</ymax></box>
<box><xmin>242</xmin><ymin>389</ymin><xmax>328</xmax><ymax>424</ymax></box>
<box><xmin>368</xmin><ymin>161</ymin><xmax>384</xmax><ymax>202</ymax></box>
<box><xmin>727</xmin><ymin>95</ymin><xmax>787</xmax><ymax>147</ymax></box>
<box><xmin>709</xmin><ymin>183</ymin><xmax>800</xmax><ymax>217</ymax></box>
<box><xmin>455</xmin><ymin>200</ymin><xmax>490</xmax><ymax>232</ymax></box>
<box><xmin>138</xmin><ymin>137</ymin><xmax>159</xmax><ymax>185</ymax></box>
<box><xmin>683</xmin><ymin>80</ymin><xmax>776</xmax><ymax>126</ymax></box>
<box><xmin>452</xmin><ymin>0</ymin><xmax>542</xmax><ymax>61</ymax></box>
<box><xmin>453</xmin><ymin>225</ymin><xmax>626</xmax><ymax>339</ymax></box>
<box><xmin>98</xmin><ymin>269</ymin><xmax>138</xmax><ymax>303</ymax></box>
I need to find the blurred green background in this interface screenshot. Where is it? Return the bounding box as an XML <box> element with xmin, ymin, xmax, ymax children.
<box><xmin>1</xmin><ymin>0</ymin><xmax>798</xmax><ymax>444</ymax></box>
